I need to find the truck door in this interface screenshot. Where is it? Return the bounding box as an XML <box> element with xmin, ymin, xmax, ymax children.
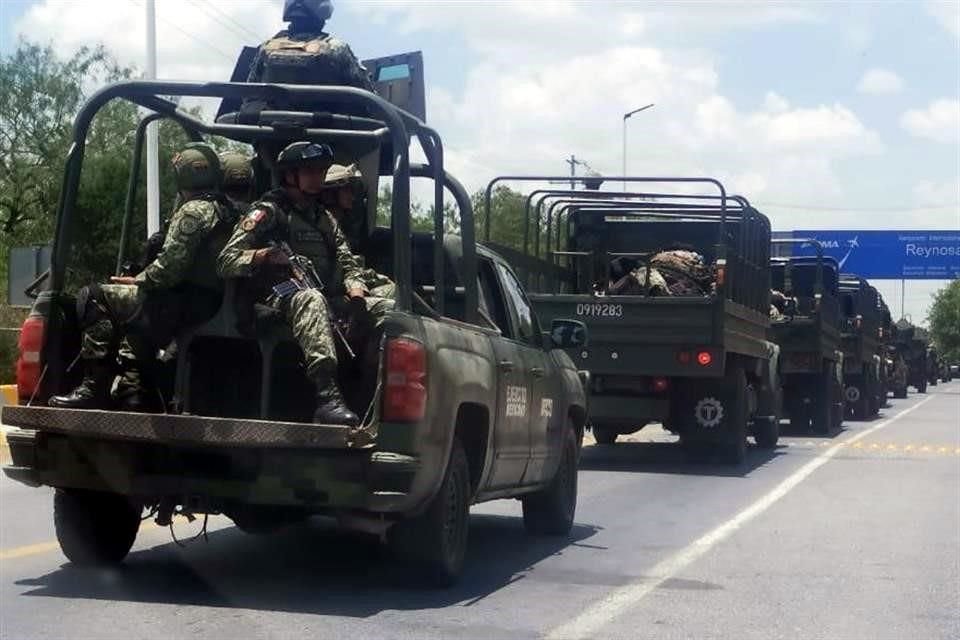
<box><xmin>493</xmin><ymin>261</ymin><xmax>553</xmax><ymax>487</ymax></box>
<box><xmin>479</xmin><ymin>258</ymin><xmax>530</xmax><ymax>489</ymax></box>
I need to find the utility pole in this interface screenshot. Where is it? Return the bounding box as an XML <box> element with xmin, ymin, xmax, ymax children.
<box><xmin>622</xmin><ymin>103</ymin><xmax>655</xmax><ymax>190</ymax></box>
<box><xmin>145</xmin><ymin>0</ymin><xmax>160</xmax><ymax>237</ymax></box>
<box><xmin>565</xmin><ymin>154</ymin><xmax>586</xmax><ymax>190</ymax></box>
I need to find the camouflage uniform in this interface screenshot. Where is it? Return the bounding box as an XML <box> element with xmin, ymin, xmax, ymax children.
<box><xmin>321</xmin><ymin>163</ymin><xmax>395</xmax><ymax>299</ymax></box>
<box><xmin>50</xmin><ymin>144</ymin><xmax>233</xmax><ymax>410</ymax></box>
<box><xmin>244</xmin><ymin>0</ymin><xmax>373</xmax><ymax>116</ymax></box>
<box><xmin>650</xmin><ymin>250</ymin><xmax>715</xmax><ymax>296</ymax></box>
<box><xmin>217</xmin><ymin>188</ymin><xmax>393</xmax><ymax>381</ymax></box>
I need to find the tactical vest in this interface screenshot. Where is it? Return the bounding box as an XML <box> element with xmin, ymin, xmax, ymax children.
<box><xmin>257</xmin><ymin>32</ymin><xmax>356</xmax><ymax>87</ymax></box>
<box><xmin>259</xmin><ymin>191</ymin><xmax>342</xmax><ymax>290</ymax></box>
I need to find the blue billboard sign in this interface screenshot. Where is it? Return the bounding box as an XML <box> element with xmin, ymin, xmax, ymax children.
<box><xmin>788</xmin><ymin>230</ymin><xmax>959</xmax><ymax>280</ymax></box>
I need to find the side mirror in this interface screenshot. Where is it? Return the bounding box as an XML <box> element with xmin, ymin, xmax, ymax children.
<box><xmin>549</xmin><ymin>319</ymin><xmax>588</xmax><ymax>350</ymax></box>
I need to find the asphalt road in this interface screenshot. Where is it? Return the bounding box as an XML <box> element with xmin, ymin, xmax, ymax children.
<box><xmin>1</xmin><ymin>383</ymin><xmax>958</xmax><ymax>640</ymax></box>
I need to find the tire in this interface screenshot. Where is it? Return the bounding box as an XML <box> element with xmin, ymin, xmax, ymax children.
<box><xmin>845</xmin><ymin>382</ymin><xmax>866</xmax><ymax>420</ymax></box>
<box><xmin>592</xmin><ymin>425</ymin><xmax>618</xmax><ymax>445</ymax></box>
<box><xmin>812</xmin><ymin>368</ymin><xmax>834</xmax><ymax>435</ymax></box>
<box><xmin>789</xmin><ymin>414</ymin><xmax>811</xmax><ymax>432</ymax></box>
<box><xmin>523</xmin><ymin>425</ymin><xmax>578</xmax><ymax>536</ymax></box>
<box><xmin>894</xmin><ymin>386</ymin><xmax>908</xmax><ymax>399</ymax></box>
<box><xmin>719</xmin><ymin>366</ymin><xmax>748</xmax><ymax>464</ymax></box>
<box><xmin>918</xmin><ymin>378</ymin><xmax>928</xmax><ymax>394</ymax></box>
<box><xmin>54</xmin><ymin>489</ymin><xmax>141</xmax><ymax>566</ymax></box>
<box><xmin>390</xmin><ymin>438</ymin><xmax>471</xmax><ymax>587</ymax></box>
<box><xmin>753</xmin><ymin>416</ymin><xmax>779</xmax><ymax>449</ymax></box>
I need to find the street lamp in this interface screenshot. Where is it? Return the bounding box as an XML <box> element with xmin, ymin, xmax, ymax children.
<box><xmin>622</xmin><ymin>103</ymin><xmax>655</xmax><ymax>190</ymax></box>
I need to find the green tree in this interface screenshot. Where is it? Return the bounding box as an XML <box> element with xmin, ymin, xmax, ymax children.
<box><xmin>1</xmin><ymin>40</ymin><xmax>239</xmax><ymax>297</ymax></box>
<box><xmin>927</xmin><ymin>279</ymin><xmax>960</xmax><ymax>362</ymax></box>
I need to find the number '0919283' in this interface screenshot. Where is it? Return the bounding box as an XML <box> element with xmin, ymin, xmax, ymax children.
<box><xmin>576</xmin><ymin>303</ymin><xmax>623</xmax><ymax>317</ymax></box>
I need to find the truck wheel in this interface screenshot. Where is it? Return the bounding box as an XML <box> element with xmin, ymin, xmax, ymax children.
<box><xmin>522</xmin><ymin>424</ymin><xmax>578</xmax><ymax>536</ymax></box>
<box><xmin>753</xmin><ymin>416</ymin><xmax>779</xmax><ymax>449</ymax></box>
<box><xmin>719</xmin><ymin>367</ymin><xmax>748</xmax><ymax>464</ymax></box>
<box><xmin>391</xmin><ymin>438</ymin><xmax>471</xmax><ymax>587</ymax></box>
<box><xmin>54</xmin><ymin>489</ymin><xmax>141</xmax><ymax>566</ymax></box>
<box><xmin>917</xmin><ymin>379</ymin><xmax>927</xmax><ymax>394</ymax></box>
<box><xmin>592</xmin><ymin>425</ymin><xmax>618</xmax><ymax>445</ymax></box>
<box><xmin>812</xmin><ymin>369</ymin><xmax>834</xmax><ymax>435</ymax></box>
<box><xmin>845</xmin><ymin>383</ymin><xmax>866</xmax><ymax>420</ymax></box>
<box><xmin>894</xmin><ymin>386</ymin><xmax>908</xmax><ymax>399</ymax></box>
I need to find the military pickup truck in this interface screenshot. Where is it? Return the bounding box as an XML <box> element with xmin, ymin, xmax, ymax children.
<box><xmin>2</xmin><ymin>80</ymin><xmax>589</xmax><ymax>586</ymax></box>
<box><xmin>483</xmin><ymin>179</ymin><xmax>781</xmax><ymax>464</ymax></box>
<box><xmin>838</xmin><ymin>275</ymin><xmax>883</xmax><ymax>419</ymax></box>
<box><xmin>768</xmin><ymin>246</ymin><xmax>844</xmax><ymax>434</ymax></box>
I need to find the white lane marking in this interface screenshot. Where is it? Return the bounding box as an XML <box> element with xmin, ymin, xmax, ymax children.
<box><xmin>547</xmin><ymin>394</ymin><xmax>937</xmax><ymax>640</ymax></box>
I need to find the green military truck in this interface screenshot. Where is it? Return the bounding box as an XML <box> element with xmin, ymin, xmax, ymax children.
<box><xmin>926</xmin><ymin>346</ymin><xmax>941</xmax><ymax>387</ymax></box>
<box><xmin>838</xmin><ymin>275</ymin><xmax>883</xmax><ymax>419</ymax></box>
<box><xmin>894</xmin><ymin>319</ymin><xmax>928</xmax><ymax>394</ymax></box>
<box><xmin>483</xmin><ymin>179</ymin><xmax>781</xmax><ymax>464</ymax></box>
<box><xmin>768</xmin><ymin>247</ymin><xmax>843</xmax><ymax>434</ymax></box>
<box><xmin>2</xmin><ymin>80</ymin><xmax>589</xmax><ymax>586</ymax></box>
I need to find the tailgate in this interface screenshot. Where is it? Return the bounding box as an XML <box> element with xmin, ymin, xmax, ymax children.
<box><xmin>1</xmin><ymin>406</ymin><xmax>360</xmax><ymax>450</ymax></box>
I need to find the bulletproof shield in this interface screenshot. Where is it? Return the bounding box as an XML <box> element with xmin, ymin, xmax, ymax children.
<box><xmin>362</xmin><ymin>51</ymin><xmax>425</xmax><ymax>122</ymax></box>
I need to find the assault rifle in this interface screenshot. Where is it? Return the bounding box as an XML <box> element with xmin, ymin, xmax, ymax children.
<box><xmin>266</xmin><ymin>241</ymin><xmax>356</xmax><ymax>360</ymax></box>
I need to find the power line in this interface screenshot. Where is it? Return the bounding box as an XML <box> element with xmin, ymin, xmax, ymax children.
<box><xmin>131</xmin><ymin>0</ymin><xmax>235</xmax><ymax>63</ymax></box>
<box><xmin>195</xmin><ymin>0</ymin><xmax>263</xmax><ymax>42</ymax></box>
<box><xmin>190</xmin><ymin>0</ymin><xmax>260</xmax><ymax>44</ymax></box>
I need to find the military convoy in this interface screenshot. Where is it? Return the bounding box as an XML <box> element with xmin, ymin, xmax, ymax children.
<box><xmin>1</xmin><ymin>49</ymin><xmax>944</xmax><ymax>586</ymax></box>
<box><xmin>2</xmin><ymin>80</ymin><xmax>589</xmax><ymax>586</ymax></box>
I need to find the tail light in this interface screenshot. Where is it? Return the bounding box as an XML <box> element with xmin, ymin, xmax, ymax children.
<box><xmin>652</xmin><ymin>377</ymin><xmax>669</xmax><ymax>392</ymax></box>
<box><xmin>715</xmin><ymin>259</ymin><xmax>726</xmax><ymax>286</ymax></box>
<box><xmin>383</xmin><ymin>337</ymin><xmax>427</xmax><ymax>422</ymax></box>
<box><xmin>677</xmin><ymin>351</ymin><xmax>692</xmax><ymax>364</ymax></box>
<box><xmin>16</xmin><ymin>315</ymin><xmax>45</xmax><ymax>402</ymax></box>
<box><xmin>697</xmin><ymin>350</ymin><xmax>713</xmax><ymax>366</ymax></box>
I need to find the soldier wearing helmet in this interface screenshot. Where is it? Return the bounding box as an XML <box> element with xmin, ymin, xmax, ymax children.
<box><xmin>320</xmin><ymin>163</ymin><xmax>396</xmax><ymax>299</ymax></box>
<box><xmin>50</xmin><ymin>143</ymin><xmax>238</xmax><ymax>410</ymax></box>
<box><xmin>218</xmin><ymin>141</ymin><xmax>393</xmax><ymax>426</ymax></box>
<box><xmin>245</xmin><ymin>0</ymin><xmax>373</xmax><ymax>108</ymax></box>
<box><xmin>219</xmin><ymin>150</ymin><xmax>254</xmax><ymax>212</ymax></box>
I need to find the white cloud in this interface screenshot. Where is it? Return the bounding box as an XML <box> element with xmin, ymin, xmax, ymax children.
<box><xmin>901</xmin><ymin>99</ymin><xmax>960</xmax><ymax>143</ymax></box>
<box><xmin>857</xmin><ymin>68</ymin><xmax>904</xmax><ymax>95</ymax></box>
<box><xmin>913</xmin><ymin>179</ymin><xmax>960</xmax><ymax>206</ymax></box>
<box><xmin>15</xmin><ymin>0</ymin><xmax>280</xmax><ymax>81</ymax></box>
<box><xmin>926</xmin><ymin>1</ymin><xmax>960</xmax><ymax>38</ymax></box>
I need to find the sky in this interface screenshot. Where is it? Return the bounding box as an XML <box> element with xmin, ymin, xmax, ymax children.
<box><xmin>1</xmin><ymin>0</ymin><xmax>958</xmax><ymax>322</ymax></box>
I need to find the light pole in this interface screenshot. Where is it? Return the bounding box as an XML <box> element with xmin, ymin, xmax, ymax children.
<box><xmin>622</xmin><ymin>103</ymin><xmax>655</xmax><ymax>190</ymax></box>
<box><xmin>145</xmin><ymin>0</ymin><xmax>160</xmax><ymax>237</ymax></box>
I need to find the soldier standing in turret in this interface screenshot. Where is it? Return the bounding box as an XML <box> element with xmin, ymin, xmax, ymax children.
<box><xmin>246</xmin><ymin>0</ymin><xmax>374</xmax><ymax>101</ymax></box>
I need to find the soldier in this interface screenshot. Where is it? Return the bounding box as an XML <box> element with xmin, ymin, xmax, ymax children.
<box><xmin>49</xmin><ymin>143</ymin><xmax>236</xmax><ymax>409</ymax></box>
<box><xmin>217</xmin><ymin>141</ymin><xmax>393</xmax><ymax>426</ymax></box>
<box><xmin>320</xmin><ymin>163</ymin><xmax>396</xmax><ymax>300</ymax></box>
<box><xmin>246</xmin><ymin>0</ymin><xmax>373</xmax><ymax>106</ymax></box>
<box><xmin>219</xmin><ymin>150</ymin><xmax>254</xmax><ymax>212</ymax></box>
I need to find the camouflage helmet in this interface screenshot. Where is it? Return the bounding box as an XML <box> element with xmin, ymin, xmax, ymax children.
<box><xmin>283</xmin><ymin>0</ymin><xmax>332</xmax><ymax>25</ymax></box>
<box><xmin>171</xmin><ymin>143</ymin><xmax>222</xmax><ymax>191</ymax></box>
<box><xmin>276</xmin><ymin>141</ymin><xmax>335</xmax><ymax>171</ymax></box>
<box><xmin>322</xmin><ymin>163</ymin><xmax>361</xmax><ymax>189</ymax></box>
<box><xmin>218</xmin><ymin>151</ymin><xmax>253</xmax><ymax>190</ymax></box>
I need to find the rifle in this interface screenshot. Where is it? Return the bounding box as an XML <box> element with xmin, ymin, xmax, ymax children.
<box><xmin>266</xmin><ymin>241</ymin><xmax>356</xmax><ymax>360</ymax></box>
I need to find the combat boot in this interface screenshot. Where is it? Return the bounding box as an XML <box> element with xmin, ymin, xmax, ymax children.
<box><xmin>313</xmin><ymin>382</ymin><xmax>359</xmax><ymax>426</ymax></box>
<box><xmin>48</xmin><ymin>361</ymin><xmax>114</xmax><ymax>409</ymax></box>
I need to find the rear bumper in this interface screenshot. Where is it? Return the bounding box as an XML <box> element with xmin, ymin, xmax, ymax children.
<box><xmin>588</xmin><ymin>394</ymin><xmax>669</xmax><ymax>429</ymax></box>
<box><xmin>1</xmin><ymin>406</ymin><xmax>421</xmax><ymax>514</ymax></box>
